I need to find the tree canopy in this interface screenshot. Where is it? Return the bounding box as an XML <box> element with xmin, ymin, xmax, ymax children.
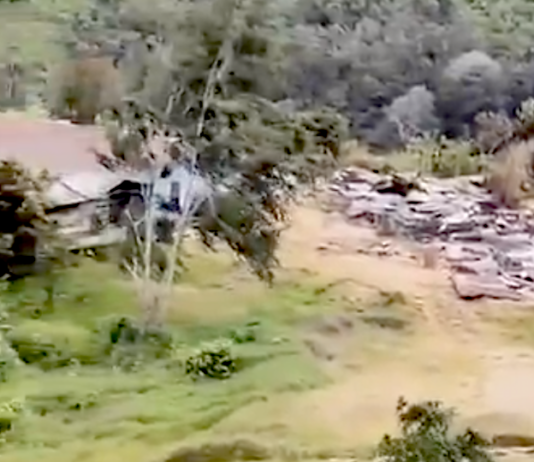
<box><xmin>35</xmin><ymin>0</ymin><xmax>534</xmax><ymax>152</ymax></box>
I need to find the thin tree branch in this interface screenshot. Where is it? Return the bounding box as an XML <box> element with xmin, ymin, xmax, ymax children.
<box><xmin>196</xmin><ymin>0</ymin><xmax>239</xmax><ymax>138</ymax></box>
<box><xmin>124</xmin><ymin>208</ymin><xmax>144</xmax><ymax>254</ymax></box>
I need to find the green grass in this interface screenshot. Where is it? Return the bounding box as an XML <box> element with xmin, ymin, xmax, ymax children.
<box><xmin>0</xmin><ymin>0</ymin><xmax>88</xmax><ymax>65</ymax></box>
<box><xmin>0</xmin><ymin>253</ymin><xmax>338</xmax><ymax>461</ymax></box>
<box><xmin>0</xmin><ymin>0</ymin><xmax>92</xmax><ymax>107</ymax></box>
<box><xmin>0</xmin><ymin>245</ymin><xmax>413</xmax><ymax>462</ymax></box>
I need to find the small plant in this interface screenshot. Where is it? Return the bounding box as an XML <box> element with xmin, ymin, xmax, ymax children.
<box><xmin>0</xmin><ymin>399</ymin><xmax>25</xmax><ymax>415</ymax></box>
<box><xmin>185</xmin><ymin>339</ymin><xmax>237</xmax><ymax>380</ymax></box>
<box><xmin>229</xmin><ymin>321</ymin><xmax>260</xmax><ymax>344</ymax></box>
<box><xmin>99</xmin><ymin>316</ymin><xmax>174</xmax><ymax>370</ymax></box>
<box><xmin>377</xmin><ymin>398</ymin><xmax>493</xmax><ymax>462</ymax></box>
<box><xmin>103</xmin><ymin>316</ymin><xmax>173</xmax><ymax>351</ymax></box>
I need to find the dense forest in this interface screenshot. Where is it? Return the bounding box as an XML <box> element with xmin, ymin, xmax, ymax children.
<box><xmin>1</xmin><ymin>0</ymin><xmax>534</xmax><ymax>152</ymax></box>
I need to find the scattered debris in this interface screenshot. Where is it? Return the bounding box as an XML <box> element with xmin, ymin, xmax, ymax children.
<box><xmin>329</xmin><ymin>167</ymin><xmax>534</xmax><ymax>300</ymax></box>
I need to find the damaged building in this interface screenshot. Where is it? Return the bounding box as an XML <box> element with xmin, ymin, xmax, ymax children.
<box><xmin>0</xmin><ymin>117</ymin><xmax>213</xmax><ymax>277</ymax></box>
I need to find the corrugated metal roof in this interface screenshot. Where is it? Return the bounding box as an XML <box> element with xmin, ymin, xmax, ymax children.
<box><xmin>46</xmin><ymin>170</ymin><xmax>131</xmax><ymax>207</ymax></box>
<box><xmin>0</xmin><ymin>117</ymin><xmax>109</xmax><ymax>174</ymax></box>
<box><xmin>46</xmin><ymin>163</ymin><xmax>213</xmax><ymax>209</ymax></box>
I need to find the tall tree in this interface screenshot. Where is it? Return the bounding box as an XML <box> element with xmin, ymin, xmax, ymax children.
<box><xmin>76</xmin><ymin>0</ymin><xmax>348</xmax><ymax>325</ymax></box>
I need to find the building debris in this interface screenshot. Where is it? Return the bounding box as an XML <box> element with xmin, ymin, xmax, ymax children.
<box><xmin>329</xmin><ymin>167</ymin><xmax>534</xmax><ymax>300</ymax></box>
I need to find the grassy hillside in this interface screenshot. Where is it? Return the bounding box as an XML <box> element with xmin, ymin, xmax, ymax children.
<box><xmin>0</xmin><ymin>0</ymin><xmax>86</xmax><ymax>64</ymax></box>
<box><xmin>0</xmin><ymin>238</ymin><xmax>416</xmax><ymax>462</ymax></box>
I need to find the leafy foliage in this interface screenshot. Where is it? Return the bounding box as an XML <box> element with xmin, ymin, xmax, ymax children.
<box><xmin>185</xmin><ymin>339</ymin><xmax>237</xmax><ymax>380</ymax></box>
<box><xmin>47</xmin><ymin>56</ymin><xmax>122</xmax><ymax>124</ymax></box>
<box><xmin>77</xmin><ymin>0</ymin><xmax>350</xmax><ymax>284</ymax></box>
<box><xmin>0</xmin><ymin>160</ymin><xmax>61</xmax><ymax>280</ymax></box>
<box><xmin>406</xmin><ymin>136</ymin><xmax>484</xmax><ymax>178</ymax></box>
<box><xmin>377</xmin><ymin>398</ymin><xmax>493</xmax><ymax>462</ymax></box>
<box><xmin>8</xmin><ymin>0</ymin><xmax>534</xmax><ymax>151</ymax></box>
<box><xmin>99</xmin><ymin>315</ymin><xmax>174</xmax><ymax>369</ymax></box>
<box><xmin>474</xmin><ymin>111</ymin><xmax>515</xmax><ymax>154</ymax></box>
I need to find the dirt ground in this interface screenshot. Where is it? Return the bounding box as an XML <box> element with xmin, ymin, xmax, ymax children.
<box><xmin>273</xmin><ymin>201</ymin><xmax>534</xmax><ymax>458</ymax></box>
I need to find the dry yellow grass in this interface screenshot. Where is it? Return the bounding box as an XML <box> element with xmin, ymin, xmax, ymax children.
<box><xmin>487</xmin><ymin>141</ymin><xmax>533</xmax><ymax>207</ymax></box>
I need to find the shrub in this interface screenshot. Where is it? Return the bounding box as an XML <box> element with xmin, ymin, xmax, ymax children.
<box><xmin>377</xmin><ymin>398</ymin><xmax>493</xmax><ymax>462</ymax></box>
<box><xmin>438</xmin><ymin>50</ymin><xmax>506</xmax><ymax>137</ymax></box>
<box><xmin>101</xmin><ymin>316</ymin><xmax>173</xmax><ymax>351</ymax></box>
<box><xmin>486</xmin><ymin>141</ymin><xmax>532</xmax><ymax>208</ymax></box>
<box><xmin>408</xmin><ymin>136</ymin><xmax>484</xmax><ymax>178</ymax></box>
<box><xmin>98</xmin><ymin>316</ymin><xmax>174</xmax><ymax>370</ymax></box>
<box><xmin>0</xmin><ymin>414</ymin><xmax>13</xmax><ymax>435</ymax></box>
<box><xmin>47</xmin><ymin>57</ymin><xmax>122</xmax><ymax>124</ymax></box>
<box><xmin>474</xmin><ymin>111</ymin><xmax>515</xmax><ymax>154</ymax></box>
<box><xmin>387</xmin><ymin>85</ymin><xmax>440</xmax><ymax>144</ymax></box>
<box><xmin>185</xmin><ymin>339</ymin><xmax>237</xmax><ymax>380</ymax></box>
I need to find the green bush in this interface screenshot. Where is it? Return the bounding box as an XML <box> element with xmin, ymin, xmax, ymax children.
<box><xmin>101</xmin><ymin>316</ymin><xmax>173</xmax><ymax>351</ymax></box>
<box><xmin>185</xmin><ymin>339</ymin><xmax>237</xmax><ymax>380</ymax></box>
<box><xmin>98</xmin><ymin>316</ymin><xmax>174</xmax><ymax>370</ymax></box>
<box><xmin>377</xmin><ymin>398</ymin><xmax>493</xmax><ymax>462</ymax></box>
<box><xmin>408</xmin><ymin>136</ymin><xmax>486</xmax><ymax>178</ymax></box>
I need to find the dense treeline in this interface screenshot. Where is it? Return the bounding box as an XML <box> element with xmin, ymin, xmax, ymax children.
<box><xmin>20</xmin><ymin>0</ymin><xmax>534</xmax><ymax>152</ymax></box>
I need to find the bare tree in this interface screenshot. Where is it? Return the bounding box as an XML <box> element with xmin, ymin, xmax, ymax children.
<box><xmin>100</xmin><ymin>107</ymin><xmax>214</xmax><ymax>327</ymax></box>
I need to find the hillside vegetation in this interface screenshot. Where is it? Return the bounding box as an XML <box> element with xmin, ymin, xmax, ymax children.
<box><xmin>3</xmin><ymin>0</ymin><xmax>534</xmax><ymax>149</ymax></box>
<box><xmin>1</xmin><ymin>1</ymin><xmax>534</xmax><ymax>462</ymax></box>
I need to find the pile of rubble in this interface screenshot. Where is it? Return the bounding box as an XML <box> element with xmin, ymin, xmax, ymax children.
<box><xmin>329</xmin><ymin>167</ymin><xmax>534</xmax><ymax>301</ymax></box>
